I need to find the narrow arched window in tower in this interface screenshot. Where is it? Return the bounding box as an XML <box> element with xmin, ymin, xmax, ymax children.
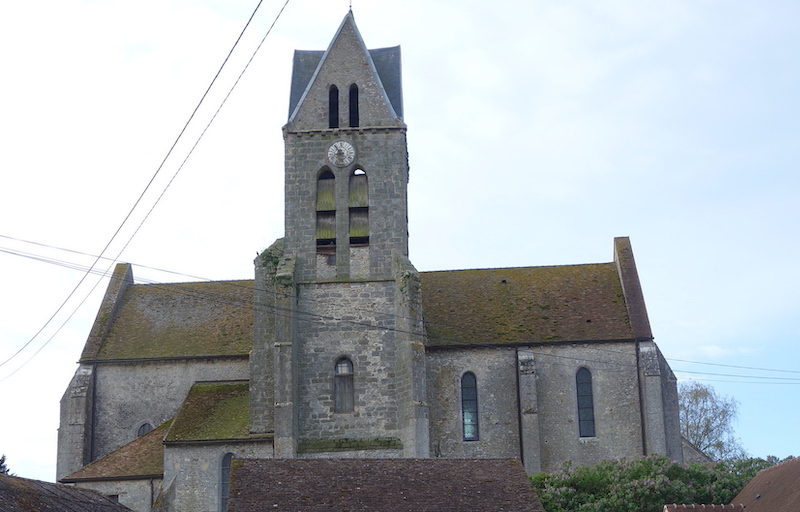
<box><xmin>334</xmin><ymin>357</ymin><xmax>354</xmax><ymax>413</ymax></box>
<box><xmin>316</xmin><ymin>170</ymin><xmax>336</xmax><ymax>249</ymax></box>
<box><xmin>349</xmin><ymin>83</ymin><xmax>359</xmax><ymax>127</ymax></box>
<box><xmin>461</xmin><ymin>372</ymin><xmax>479</xmax><ymax>441</ymax></box>
<box><xmin>329</xmin><ymin>85</ymin><xmax>339</xmax><ymax>129</ymax></box>
<box><xmin>576</xmin><ymin>367</ymin><xmax>596</xmax><ymax>437</ymax></box>
<box><xmin>220</xmin><ymin>452</ymin><xmax>234</xmax><ymax>512</ymax></box>
<box><xmin>349</xmin><ymin>169</ymin><xmax>368</xmax><ymax>245</ymax></box>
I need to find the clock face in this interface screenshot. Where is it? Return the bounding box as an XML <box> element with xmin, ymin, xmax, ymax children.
<box><xmin>327</xmin><ymin>140</ymin><xmax>355</xmax><ymax>167</ymax></box>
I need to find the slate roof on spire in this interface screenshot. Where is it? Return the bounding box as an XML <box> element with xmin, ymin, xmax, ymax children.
<box><xmin>287</xmin><ymin>11</ymin><xmax>402</xmax><ymax>122</ymax></box>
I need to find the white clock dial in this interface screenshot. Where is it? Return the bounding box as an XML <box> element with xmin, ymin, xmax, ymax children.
<box><xmin>327</xmin><ymin>140</ymin><xmax>355</xmax><ymax>167</ymax></box>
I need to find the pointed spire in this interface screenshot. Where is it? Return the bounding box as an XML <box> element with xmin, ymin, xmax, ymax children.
<box><xmin>286</xmin><ymin>12</ymin><xmax>403</xmax><ymax>130</ymax></box>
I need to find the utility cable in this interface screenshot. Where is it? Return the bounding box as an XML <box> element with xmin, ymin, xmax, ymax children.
<box><xmin>0</xmin><ymin>0</ymin><xmax>269</xmax><ymax>370</ymax></box>
<box><xmin>3</xmin><ymin>231</ymin><xmax>798</xmax><ymax>384</ymax></box>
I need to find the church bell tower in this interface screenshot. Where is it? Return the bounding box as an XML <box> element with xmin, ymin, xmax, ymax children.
<box><xmin>251</xmin><ymin>12</ymin><xmax>428</xmax><ymax>460</ymax></box>
<box><xmin>283</xmin><ymin>11</ymin><xmax>408</xmax><ymax>282</ymax></box>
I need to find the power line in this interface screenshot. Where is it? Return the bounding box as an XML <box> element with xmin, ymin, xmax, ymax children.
<box><xmin>668</xmin><ymin>357</ymin><xmax>800</xmax><ymax>375</ymax></box>
<box><xmin>0</xmin><ymin>0</ymin><xmax>274</xmax><ymax>370</ymax></box>
<box><xmin>4</xmin><ymin>233</ymin><xmax>797</xmax><ymax>385</ymax></box>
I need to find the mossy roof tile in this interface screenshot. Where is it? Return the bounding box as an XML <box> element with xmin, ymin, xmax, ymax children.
<box><xmin>88</xmin><ymin>280</ymin><xmax>253</xmax><ymax>361</ymax></box>
<box><xmin>419</xmin><ymin>263</ymin><xmax>632</xmax><ymax>347</ymax></box>
<box><xmin>165</xmin><ymin>381</ymin><xmax>255</xmax><ymax>443</ymax></box>
<box><xmin>85</xmin><ymin>261</ymin><xmax>632</xmax><ymax>360</ymax></box>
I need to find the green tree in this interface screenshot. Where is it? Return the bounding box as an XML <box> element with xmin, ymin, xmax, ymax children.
<box><xmin>530</xmin><ymin>455</ymin><xmax>774</xmax><ymax>512</ymax></box>
<box><xmin>0</xmin><ymin>454</ymin><xmax>9</xmax><ymax>475</ymax></box>
<box><xmin>679</xmin><ymin>381</ymin><xmax>745</xmax><ymax>460</ymax></box>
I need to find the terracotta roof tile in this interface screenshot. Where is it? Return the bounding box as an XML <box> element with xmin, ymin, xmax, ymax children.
<box><xmin>61</xmin><ymin>421</ymin><xmax>171</xmax><ymax>482</ymax></box>
<box><xmin>732</xmin><ymin>456</ymin><xmax>800</xmax><ymax>512</ymax></box>
<box><xmin>228</xmin><ymin>458</ymin><xmax>544</xmax><ymax>512</ymax></box>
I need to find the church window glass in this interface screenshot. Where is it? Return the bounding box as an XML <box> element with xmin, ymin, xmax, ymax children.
<box><xmin>461</xmin><ymin>372</ymin><xmax>479</xmax><ymax>441</ymax></box>
<box><xmin>137</xmin><ymin>422</ymin><xmax>153</xmax><ymax>437</ymax></box>
<box><xmin>220</xmin><ymin>452</ymin><xmax>233</xmax><ymax>512</ymax></box>
<box><xmin>334</xmin><ymin>357</ymin><xmax>354</xmax><ymax>413</ymax></box>
<box><xmin>576</xmin><ymin>367</ymin><xmax>596</xmax><ymax>437</ymax></box>
<box><xmin>349</xmin><ymin>83</ymin><xmax>359</xmax><ymax>127</ymax></box>
<box><xmin>349</xmin><ymin>169</ymin><xmax>369</xmax><ymax>245</ymax></box>
<box><xmin>329</xmin><ymin>85</ymin><xmax>339</xmax><ymax>128</ymax></box>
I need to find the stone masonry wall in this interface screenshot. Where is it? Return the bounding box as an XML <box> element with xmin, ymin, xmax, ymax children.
<box><xmin>295</xmin><ymin>280</ymin><xmax>402</xmax><ymax>449</ymax></box>
<box><xmin>92</xmin><ymin>358</ymin><xmax>248</xmax><ymax>462</ymax></box>
<box><xmin>162</xmin><ymin>441</ymin><xmax>273</xmax><ymax>512</ymax></box>
<box><xmin>74</xmin><ymin>479</ymin><xmax>159</xmax><ymax>512</ymax></box>
<box><xmin>426</xmin><ymin>348</ymin><xmax>521</xmax><ymax>460</ymax></box>
<box><xmin>531</xmin><ymin>341</ymin><xmax>644</xmax><ymax>471</ymax></box>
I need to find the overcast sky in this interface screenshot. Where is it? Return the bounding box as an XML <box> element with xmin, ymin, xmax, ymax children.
<box><xmin>1</xmin><ymin>0</ymin><xmax>798</xmax><ymax>481</ymax></box>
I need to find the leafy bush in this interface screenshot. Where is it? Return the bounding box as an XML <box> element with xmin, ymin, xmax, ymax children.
<box><xmin>529</xmin><ymin>455</ymin><xmax>775</xmax><ymax>512</ymax></box>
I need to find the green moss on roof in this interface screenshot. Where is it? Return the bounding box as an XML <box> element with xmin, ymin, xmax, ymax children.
<box><xmin>87</xmin><ymin>280</ymin><xmax>254</xmax><ymax>361</ymax></box>
<box><xmin>165</xmin><ymin>381</ymin><xmax>254</xmax><ymax>443</ymax></box>
<box><xmin>420</xmin><ymin>263</ymin><xmax>632</xmax><ymax>347</ymax></box>
<box><xmin>63</xmin><ymin>420</ymin><xmax>172</xmax><ymax>481</ymax></box>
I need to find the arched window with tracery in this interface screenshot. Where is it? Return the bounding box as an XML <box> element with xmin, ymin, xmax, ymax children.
<box><xmin>334</xmin><ymin>357</ymin><xmax>354</xmax><ymax>413</ymax></box>
<box><xmin>461</xmin><ymin>372</ymin><xmax>479</xmax><ymax>441</ymax></box>
<box><xmin>329</xmin><ymin>85</ymin><xmax>339</xmax><ymax>129</ymax></box>
<box><xmin>349</xmin><ymin>83</ymin><xmax>359</xmax><ymax>127</ymax></box>
<box><xmin>348</xmin><ymin>169</ymin><xmax>368</xmax><ymax>245</ymax></box>
<box><xmin>316</xmin><ymin>169</ymin><xmax>336</xmax><ymax>249</ymax></box>
<box><xmin>576</xmin><ymin>367</ymin><xmax>596</xmax><ymax>437</ymax></box>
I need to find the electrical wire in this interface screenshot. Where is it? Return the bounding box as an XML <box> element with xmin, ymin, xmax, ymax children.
<box><xmin>2</xmin><ymin>233</ymin><xmax>797</xmax><ymax>384</ymax></box>
<box><xmin>0</xmin><ymin>0</ymin><xmax>285</xmax><ymax>372</ymax></box>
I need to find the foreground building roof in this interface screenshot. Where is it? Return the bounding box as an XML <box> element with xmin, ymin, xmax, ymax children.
<box><xmin>0</xmin><ymin>473</ymin><xmax>133</xmax><ymax>511</ymax></box>
<box><xmin>227</xmin><ymin>458</ymin><xmax>544</xmax><ymax>512</ymax></box>
<box><xmin>732</xmin><ymin>456</ymin><xmax>800</xmax><ymax>512</ymax></box>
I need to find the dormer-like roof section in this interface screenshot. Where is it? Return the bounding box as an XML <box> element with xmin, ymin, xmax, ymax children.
<box><xmin>286</xmin><ymin>12</ymin><xmax>403</xmax><ymax>129</ymax></box>
<box><xmin>164</xmin><ymin>380</ymin><xmax>271</xmax><ymax>443</ymax></box>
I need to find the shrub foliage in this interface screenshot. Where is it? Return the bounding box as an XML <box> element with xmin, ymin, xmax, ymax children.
<box><xmin>529</xmin><ymin>455</ymin><xmax>774</xmax><ymax>512</ymax></box>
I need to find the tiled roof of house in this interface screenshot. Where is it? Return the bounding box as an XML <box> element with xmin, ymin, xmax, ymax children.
<box><xmin>227</xmin><ymin>458</ymin><xmax>544</xmax><ymax>512</ymax></box>
<box><xmin>61</xmin><ymin>420</ymin><xmax>171</xmax><ymax>482</ymax></box>
<box><xmin>83</xmin><ymin>279</ymin><xmax>253</xmax><ymax>361</ymax></box>
<box><xmin>1</xmin><ymin>473</ymin><xmax>133</xmax><ymax>511</ymax></box>
<box><xmin>732</xmin><ymin>456</ymin><xmax>800</xmax><ymax>512</ymax></box>
<box><xmin>165</xmin><ymin>380</ymin><xmax>270</xmax><ymax>443</ymax></box>
<box><xmin>420</xmin><ymin>263</ymin><xmax>633</xmax><ymax>347</ymax></box>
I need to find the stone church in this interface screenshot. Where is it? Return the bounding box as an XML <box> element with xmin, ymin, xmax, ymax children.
<box><xmin>57</xmin><ymin>12</ymin><xmax>682</xmax><ymax>512</ymax></box>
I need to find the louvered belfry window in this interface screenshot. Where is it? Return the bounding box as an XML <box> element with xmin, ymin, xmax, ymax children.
<box><xmin>349</xmin><ymin>169</ymin><xmax>368</xmax><ymax>245</ymax></box>
<box><xmin>316</xmin><ymin>170</ymin><xmax>336</xmax><ymax>248</ymax></box>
